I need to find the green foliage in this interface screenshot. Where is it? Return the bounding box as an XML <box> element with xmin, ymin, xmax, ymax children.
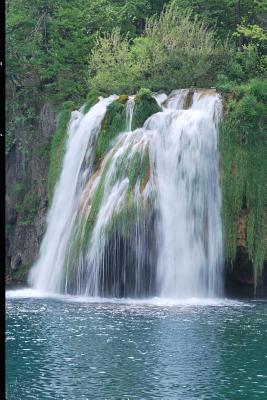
<box><xmin>220</xmin><ymin>78</ymin><xmax>267</xmax><ymax>286</ymax></box>
<box><xmin>128</xmin><ymin>152</ymin><xmax>142</xmax><ymax>191</ymax></box>
<box><xmin>235</xmin><ymin>24</ymin><xmax>267</xmax><ymax>43</ymax></box>
<box><xmin>6</xmin><ymin>0</ymin><xmax>169</xmax><ymax>104</ymax></box>
<box><xmin>217</xmin><ymin>43</ymin><xmax>265</xmax><ymax>90</ymax></box>
<box><xmin>6</xmin><ymin>0</ymin><xmax>264</xmax><ymax>148</ymax></box>
<box><xmin>7</xmin><ymin>0</ymin><xmax>266</xmax><ymax>167</ymax></box>
<box><xmin>88</xmin><ymin>4</ymin><xmax>230</xmax><ymax>93</ymax></box>
<box><xmin>140</xmin><ymin>151</ymin><xmax>150</xmax><ymax>189</ymax></box>
<box><xmin>5</xmin><ymin>0</ymin><xmax>170</xmax><ymax>200</ymax></box>
<box><xmin>47</xmin><ymin>101</ymin><xmax>73</xmax><ymax>202</ymax></box>
<box><xmin>234</xmin><ymin>23</ymin><xmax>267</xmax><ymax>70</ymax></box>
<box><xmin>88</xmin><ymin>29</ymin><xmax>133</xmax><ymax>94</ymax></box>
<box><xmin>172</xmin><ymin>0</ymin><xmax>266</xmax><ymax>42</ymax></box>
<box><xmin>132</xmin><ymin>89</ymin><xmax>161</xmax><ymax>130</ymax></box>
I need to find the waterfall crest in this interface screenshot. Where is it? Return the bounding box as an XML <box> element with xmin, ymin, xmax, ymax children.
<box><xmin>29</xmin><ymin>89</ymin><xmax>223</xmax><ymax>298</ymax></box>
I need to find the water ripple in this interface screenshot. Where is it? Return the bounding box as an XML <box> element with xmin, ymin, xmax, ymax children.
<box><xmin>6</xmin><ymin>293</ymin><xmax>267</xmax><ymax>400</ymax></box>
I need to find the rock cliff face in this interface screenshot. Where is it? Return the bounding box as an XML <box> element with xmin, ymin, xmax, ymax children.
<box><xmin>5</xmin><ymin>103</ymin><xmax>56</xmax><ymax>284</ymax></box>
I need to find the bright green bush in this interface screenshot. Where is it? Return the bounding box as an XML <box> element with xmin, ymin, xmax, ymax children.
<box><xmin>88</xmin><ymin>29</ymin><xmax>133</xmax><ymax>94</ymax></box>
<box><xmin>88</xmin><ymin>4</ymin><xmax>230</xmax><ymax>94</ymax></box>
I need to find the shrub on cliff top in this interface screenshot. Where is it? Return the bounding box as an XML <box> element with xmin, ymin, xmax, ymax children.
<box><xmin>88</xmin><ymin>3</ymin><xmax>229</xmax><ymax>93</ymax></box>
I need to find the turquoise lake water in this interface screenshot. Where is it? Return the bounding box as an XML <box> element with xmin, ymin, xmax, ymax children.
<box><xmin>6</xmin><ymin>290</ymin><xmax>267</xmax><ymax>399</ymax></box>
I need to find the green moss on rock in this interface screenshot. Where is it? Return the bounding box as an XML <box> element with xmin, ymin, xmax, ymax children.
<box><xmin>81</xmin><ymin>157</ymin><xmax>113</xmax><ymax>247</ymax></box>
<box><xmin>9</xmin><ymin>178</ymin><xmax>39</xmax><ymax>227</ymax></box>
<box><xmin>94</xmin><ymin>98</ymin><xmax>128</xmax><ymax>168</ymax></box>
<box><xmin>132</xmin><ymin>88</ymin><xmax>161</xmax><ymax>130</ymax></box>
<box><xmin>117</xmin><ymin>95</ymin><xmax>129</xmax><ymax>104</ymax></box>
<box><xmin>93</xmin><ymin>89</ymin><xmax>160</xmax><ymax>169</ymax></box>
<box><xmin>63</xmin><ymin>158</ymin><xmax>113</xmax><ymax>287</ymax></box>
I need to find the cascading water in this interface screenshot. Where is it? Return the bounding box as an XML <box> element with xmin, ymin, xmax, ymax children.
<box><xmin>29</xmin><ymin>89</ymin><xmax>223</xmax><ymax>298</ymax></box>
<box><xmin>149</xmin><ymin>90</ymin><xmax>223</xmax><ymax>297</ymax></box>
<box><xmin>29</xmin><ymin>96</ymin><xmax>118</xmax><ymax>292</ymax></box>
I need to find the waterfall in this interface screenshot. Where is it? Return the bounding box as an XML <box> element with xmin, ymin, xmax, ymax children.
<box><xmin>29</xmin><ymin>96</ymin><xmax>118</xmax><ymax>292</ymax></box>
<box><xmin>148</xmin><ymin>90</ymin><xmax>223</xmax><ymax>297</ymax></box>
<box><xmin>29</xmin><ymin>89</ymin><xmax>223</xmax><ymax>298</ymax></box>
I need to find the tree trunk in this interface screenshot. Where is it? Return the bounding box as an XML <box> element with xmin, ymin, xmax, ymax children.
<box><xmin>236</xmin><ymin>0</ymin><xmax>244</xmax><ymax>50</ymax></box>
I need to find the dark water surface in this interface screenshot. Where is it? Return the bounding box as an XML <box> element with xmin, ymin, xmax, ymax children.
<box><xmin>6</xmin><ymin>290</ymin><xmax>267</xmax><ymax>399</ymax></box>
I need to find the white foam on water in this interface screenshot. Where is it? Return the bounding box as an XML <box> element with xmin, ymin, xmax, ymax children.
<box><xmin>6</xmin><ymin>289</ymin><xmax>251</xmax><ymax>308</ymax></box>
<box><xmin>6</xmin><ymin>288</ymin><xmax>52</xmax><ymax>299</ymax></box>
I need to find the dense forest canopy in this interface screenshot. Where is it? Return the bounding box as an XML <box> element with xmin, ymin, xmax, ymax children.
<box><xmin>6</xmin><ymin>0</ymin><xmax>267</xmax><ymax>102</ymax></box>
<box><xmin>5</xmin><ymin>0</ymin><xmax>267</xmax><ymax>288</ymax></box>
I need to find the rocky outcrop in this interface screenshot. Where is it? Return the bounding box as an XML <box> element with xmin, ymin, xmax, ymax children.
<box><xmin>224</xmin><ymin>208</ymin><xmax>267</xmax><ymax>297</ymax></box>
<box><xmin>5</xmin><ymin>102</ymin><xmax>56</xmax><ymax>284</ymax></box>
<box><xmin>225</xmin><ymin>252</ymin><xmax>267</xmax><ymax>298</ymax></box>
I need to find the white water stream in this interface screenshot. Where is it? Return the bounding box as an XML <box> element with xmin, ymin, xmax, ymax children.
<box><xmin>150</xmin><ymin>90</ymin><xmax>223</xmax><ymax>297</ymax></box>
<box><xmin>29</xmin><ymin>96</ymin><xmax>118</xmax><ymax>292</ymax></box>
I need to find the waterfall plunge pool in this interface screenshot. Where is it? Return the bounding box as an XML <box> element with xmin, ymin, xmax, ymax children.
<box><xmin>6</xmin><ymin>290</ymin><xmax>267</xmax><ymax>399</ymax></box>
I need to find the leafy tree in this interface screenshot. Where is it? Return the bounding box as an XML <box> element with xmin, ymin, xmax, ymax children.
<box><xmin>171</xmin><ymin>0</ymin><xmax>267</xmax><ymax>42</ymax></box>
<box><xmin>5</xmin><ymin>0</ymin><xmax>170</xmax><ymax>160</ymax></box>
<box><xmin>88</xmin><ymin>3</ymin><xmax>231</xmax><ymax>93</ymax></box>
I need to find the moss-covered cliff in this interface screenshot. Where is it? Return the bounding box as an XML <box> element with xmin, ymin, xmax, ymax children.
<box><xmin>219</xmin><ymin>79</ymin><xmax>267</xmax><ymax>295</ymax></box>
